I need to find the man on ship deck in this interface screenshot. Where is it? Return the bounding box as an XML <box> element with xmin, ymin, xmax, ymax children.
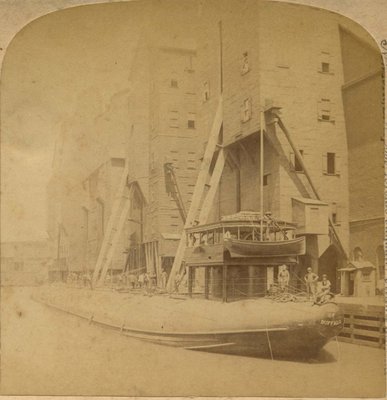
<box><xmin>304</xmin><ymin>267</ymin><xmax>318</xmax><ymax>299</ymax></box>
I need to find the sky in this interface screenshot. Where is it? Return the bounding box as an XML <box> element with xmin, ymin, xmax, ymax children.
<box><xmin>0</xmin><ymin>0</ymin><xmax>386</xmax><ymax>243</ymax></box>
<box><xmin>1</xmin><ymin>2</ymin><xmax>146</xmax><ymax>241</ymax></box>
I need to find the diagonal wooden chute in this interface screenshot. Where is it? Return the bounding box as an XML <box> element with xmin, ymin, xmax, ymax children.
<box><xmin>92</xmin><ymin>161</ymin><xmax>129</xmax><ymax>285</ymax></box>
<box><xmin>166</xmin><ymin>97</ymin><xmax>224</xmax><ymax>291</ymax></box>
<box><xmin>97</xmin><ymin>184</ymin><xmax>135</xmax><ymax>285</ymax></box>
<box><xmin>265</xmin><ymin>106</ymin><xmax>348</xmax><ymax>261</ymax></box>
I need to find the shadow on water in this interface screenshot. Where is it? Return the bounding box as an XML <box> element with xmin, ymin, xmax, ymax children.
<box><xmin>189</xmin><ymin>345</ymin><xmax>338</xmax><ymax>364</ymax></box>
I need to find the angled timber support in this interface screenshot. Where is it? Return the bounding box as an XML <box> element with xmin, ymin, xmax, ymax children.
<box><xmin>92</xmin><ymin>160</ymin><xmax>130</xmax><ymax>285</ymax></box>
<box><xmin>166</xmin><ymin>97</ymin><xmax>224</xmax><ymax>291</ymax></box>
<box><xmin>266</xmin><ymin>106</ymin><xmax>348</xmax><ymax>261</ymax></box>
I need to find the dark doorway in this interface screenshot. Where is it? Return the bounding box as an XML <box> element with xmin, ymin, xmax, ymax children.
<box><xmin>318</xmin><ymin>245</ymin><xmax>340</xmax><ymax>292</ymax></box>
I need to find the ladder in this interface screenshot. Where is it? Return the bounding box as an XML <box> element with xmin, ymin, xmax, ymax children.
<box><xmin>92</xmin><ymin>160</ymin><xmax>133</xmax><ymax>286</ymax></box>
<box><xmin>166</xmin><ymin>97</ymin><xmax>224</xmax><ymax>291</ymax></box>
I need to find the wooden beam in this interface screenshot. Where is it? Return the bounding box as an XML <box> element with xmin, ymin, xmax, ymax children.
<box><xmin>92</xmin><ymin>160</ymin><xmax>129</xmax><ymax>284</ymax></box>
<box><xmin>188</xmin><ymin>267</ymin><xmax>193</xmax><ymax>298</ymax></box>
<box><xmin>222</xmin><ymin>265</ymin><xmax>228</xmax><ymax>303</ymax></box>
<box><xmin>342</xmin><ymin>69</ymin><xmax>381</xmax><ymax>90</ymax></box>
<box><xmin>198</xmin><ymin>148</ymin><xmax>226</xmax><ymax>223</ymax></box>
<box><xmin>97</xmin><ymin>185</ymin><xmax>134</xmax><ymax>285</ymax></box>
<box><xmin>205</xmin><ymin>267</ymin><xmax>210</xmax><ymax>299</ymax></box>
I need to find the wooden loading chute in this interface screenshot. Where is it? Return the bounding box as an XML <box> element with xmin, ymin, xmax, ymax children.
<box><xmin>92</xmin><ymin>160</ymin><xmax>135</xmax><ymax>286</ymax></box>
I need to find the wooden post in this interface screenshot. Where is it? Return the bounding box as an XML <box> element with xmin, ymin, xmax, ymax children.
<box><xmin>205</xmin><ymin>267</ymin><xmax>210</xmax><ymax>299</ymax></box>
<box><xmin>222</xmin><ymin>265</ymin><xmax>228</xmax><ymax>303</ymax></box>
<box><xmin>260</xmin><ymin>110</ymin><xmax>265</xmax><ymax>240</ymax></box>
<box><xmin>379</xmin><ymin>315</ymin><xmax>384</xmax><ymax>347</ymax></box>
<box><xmin>188</xmin><ymin>266</ymin><xmax>193</xmax><ymax>298</ymax></box>
<box><xmin>248</xmin><ymin>266</ymin><xmax>254</xmax><ymax>297</ymax></box>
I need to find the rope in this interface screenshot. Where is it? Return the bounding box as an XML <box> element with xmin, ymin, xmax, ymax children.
<box><xmin>265</xmin><ymin>317</ymin><xmax>274</xmax><ymax>361</ymax></box>
<box><xmin>335</xmin><ymin>335</ymin><xmax>340</xmax><ymax>361</ymax></box>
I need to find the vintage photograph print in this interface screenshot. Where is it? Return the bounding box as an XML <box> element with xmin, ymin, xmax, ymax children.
<box><xmin>0</xmin><ymin>0</ymin><xmax>385</xmax><ymax>397</ymax></box>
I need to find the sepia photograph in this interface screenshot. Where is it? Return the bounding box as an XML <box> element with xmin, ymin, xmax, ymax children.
<box><xmin>0</xmin><ymin>0</ymin><xmax>385</xmax><ymax>397</ymax></box>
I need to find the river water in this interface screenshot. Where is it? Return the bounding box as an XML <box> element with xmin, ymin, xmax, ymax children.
<box><xmin>0</xmin><ymin>287</ymin><xmax>385</xmax><ymax>397</ymax></box>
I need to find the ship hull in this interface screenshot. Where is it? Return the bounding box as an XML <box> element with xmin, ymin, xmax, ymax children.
<box><xmin>118</xmin><ymin>325</ymin><xmax>330</xmax><ymax>359</ymax></box>
<box><xmin>34</xmin><ymin>287</ymin><xmax>343</xmax><ymax>360</ymax></box>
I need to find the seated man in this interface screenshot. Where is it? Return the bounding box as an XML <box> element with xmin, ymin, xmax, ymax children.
<box><xmin>315</xmin><ymin>274</ymin><xmax>333</xmax><ymax>305</ymax></box>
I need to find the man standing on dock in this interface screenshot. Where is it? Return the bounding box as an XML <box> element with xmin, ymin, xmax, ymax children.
<box><xmin>304</xmin><ymin>267</ymin><xmax>318</xmax><ymax>299</ymax></box>
<box><xmin>161</xmin><ymin>268</ymin><xmax>168</xmax><ymax>290</ymax></box>
<box><xmin>278</xmin><ymin>264</ymin><xmax>290</xmax><ymax>292</ymax></box>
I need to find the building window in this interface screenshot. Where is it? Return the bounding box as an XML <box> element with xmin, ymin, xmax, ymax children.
<box><xmin>241</xmin><ymin>51</ymin><xmax>250</xmax><ymax>75</ymax></box>
<box><xmin>321</xmin><ymin>62</ymin><xmax>330</xmax><ymax>73</ymax></box>
<box><xmin>171</xmin><ymin>79</ymin><xmax>178</xmax><ymax>88</ymax></box>
<box><xmin>241</xmin><ymin>98</ymin><xmax>252</xmax><ymax>122</ymax></box>
<box><xmin>327</xmin><ymin>152</ymin><xmax>335</xmax><ymax>174</ymax></box>
<box><xmin>318</xmin><ymin>98</ymin><xmax>334</xmax><ymax>122</ymax></box>
<box><xmin>187</xmin><ymin>112</ymin><xmax>196</xmax><ymax>129</ymax></box>
<box><xmin>169</xmin><ymin>110</ymin><xmax>179</xmax><ymax>128</ymax></box>
<box><xmin>203</xmin><ymin>81</ymin><xmax>210</xmax><ymax>102</ymax></box>
<box><xmin>323</xmin><ymin>152</ymin><xmax>340</xmax><ymax>175</ymax></box>
<box><xmin>331</xmin><ymin>202</ymin><xmax>338</xmax><ymax>224</ymax></box>
<box><xmin>353</xmin><ymin>247</ymin><xmax>363</xmax><ymax>261</ymax></box>
<box><xmin>319</xmin><ymin>51</ymin><xmax>334</xmax><ymax>74</ymax></box>
<box><xmin>263</xmin><ymin>173</ymin><xmax>269</xmax><ymax>186</ymax></box>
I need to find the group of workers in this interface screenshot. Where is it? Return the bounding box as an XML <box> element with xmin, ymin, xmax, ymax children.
<box><xmin>66</xmin><ymin>271</ymin><xmax>92</xmax><ymax>288</ymax></box>
<box><xmin>275</xmin><ymin>264</ymin><xmax>332</xmax><ymax>302</ymax></box>
<box><xmin>112</xmin><ymin>268</ymin><xmax>169</xmax><ymax>292</ymax></box>
<box><xmin>304</xmin><ymin>267</ymin><xmax>332</xmax><ymax>303</ymax></box>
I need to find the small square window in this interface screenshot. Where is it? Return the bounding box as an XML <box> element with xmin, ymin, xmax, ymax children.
<box><xmin>171</xmin><ymin>79</ymin><xmax>178</xmax><ymax>88</ymax></box>
<box><xmin>263</xmin><ymin>174</ymin><xmax>269</xmax><ymax>186</ymax></box>
<box><xmin>322</xmin><ymin>62</ymin><xmax>330</xmax><ymax>73</ymax></box>
<box><xmin>318</xmin><ymin>99</ymin><xmax>334</xmax><ymax>122</ymax></box>
<box><xmin>188</xmin><ymin>120</ymin><xmax>195</xmax><ymax>129</ymax></box>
